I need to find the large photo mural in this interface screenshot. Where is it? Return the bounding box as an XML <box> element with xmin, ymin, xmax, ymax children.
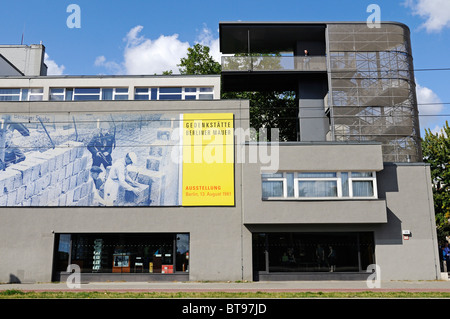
<box><xmin>0</xmin><ymin>111</ymin><xmax>234</xmax><ymax>207</ymax></box>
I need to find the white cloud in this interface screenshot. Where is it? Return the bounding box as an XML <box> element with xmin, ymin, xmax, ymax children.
<box><xmin>123</xmin><ymin>26</ymin><xmax>190</xmax><ymax>75</ymax></box>
<box><xmin>416</xmin><ymin>81</ymin><xmax>444</xmax><ymax>129</ymax></box>
<box><xmin>95</xmin><ymin>25</ymin><xmax>221</xmax><ymax>75</ymax></box>
<box><xmin>404</xmin><ymin>0</ymin><xmax>450</xmax><ymax>32</ymax></box>
<box><xmin>94</xmin><ymin>55</ymin><xmax>123</xmax><ymax>74</ymax></box>
<box><xmin>195</xmin><ymin>24</ymin><xmax>221</xmax><ymax>63</ymax></box>
<box><xmin>44</xmin><ymin>53</ymin><xmax>65</xmax><ymax>75</ymax></box>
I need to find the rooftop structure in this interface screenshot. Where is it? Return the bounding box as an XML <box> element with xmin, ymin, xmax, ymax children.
<box><xmin>0</xmin><ymin>44</ymin><xmax>47</xmax><ymax>76</ymax></box>
<box><xmin>220</xmin><ymin>22</ymin><xmax>421</xmax><ymax>162</ymax></box>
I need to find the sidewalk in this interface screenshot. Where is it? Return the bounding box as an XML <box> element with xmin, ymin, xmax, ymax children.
<box><xmin>2</xmin><ymin>280</ymin><xmax>450</xmax><ymax>293</ymax></box>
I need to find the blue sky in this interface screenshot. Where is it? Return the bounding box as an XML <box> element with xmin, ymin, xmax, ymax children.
<box><xmin>1</xmin><ymin>0</ymin><xmax>449</xmax><ymax>134</ymax></box>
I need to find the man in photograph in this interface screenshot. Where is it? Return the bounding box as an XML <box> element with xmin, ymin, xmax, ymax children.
<box><xmin>87</xmin><ymin>121</ymin><xmax>115</xmax><ymax>171</ymax></box>
<box><xmin>104</xmin><ymin>152</ymin><xmax>140</xmax><ymax>206</ymax></box>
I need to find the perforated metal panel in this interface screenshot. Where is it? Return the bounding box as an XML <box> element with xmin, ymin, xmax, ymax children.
<box><xmin>327</xmin><ymin>23</ymin><xmax>422</xmax><ymax>162</ymax></box>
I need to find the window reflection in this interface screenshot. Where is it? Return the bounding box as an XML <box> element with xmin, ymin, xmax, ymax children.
<box><xmin>253</xmin><ymin>232</ymin><xmax>375</xmax><ymax>273</ymax></box>
<box><xmin>54</xmin><ymin>233</ymin><xmax>189</xmax><ymax>274</ymax></box>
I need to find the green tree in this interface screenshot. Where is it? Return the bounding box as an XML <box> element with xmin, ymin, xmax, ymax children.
<box><xmin>222</xmin><ymin>90</ymin><xmax>298</xmax><ymax>141</ymax></box>
<box><xmin>422</xmin><ymin>121</ymin><xmax>450</xmax><ymax>241</ymax></box>
<box><xmin>178</xmin><ymin>43</ymin><xmax>221</xmax><ymax>75</ymax></box>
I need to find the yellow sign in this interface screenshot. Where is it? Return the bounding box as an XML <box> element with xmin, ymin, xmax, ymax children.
<box><xmin>182</xmin><ymin>113</ymin><xmax>234</xmax><ymax>206</ymax></box>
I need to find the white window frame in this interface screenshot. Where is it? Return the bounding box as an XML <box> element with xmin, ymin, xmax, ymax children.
<box><xmin>134</xmin><ymin>87</ymin><xmax>150</xmax><ymax>100</ymax></box>
<box><xmin>108</xmin><ymin>88</ymin><xmax>129</xmax><ymax>100</ymax></box>
<box><xmin>0</xmin><ymin>88</ymin><xmax>44</xmax><ymax>101</ymax></box>
<box><xmin>261</xmin><ymin>171</ymin><xmax>378</xmax><ymax>200</ymax></box>
<box><xmin>261</xmin><ymin>173</ymin><xmax>287</xmax><ymax>199</ymax></box>
<box><xmin>50</xmin><ymin>88</ymin><xmax>129</xmax><ymax>101</ymax></box>
<box><xmin>347</xmin><ymin>171</ymin><xmax>378</xmax><ymax>198</ymax></box>
<box><xmin>49</xmin><ymin>88</ymin><xmax>66</xmax><ymax>100</ymax></box>
<box><xmin>27</xmin><ymin>88</ymin><xmax>44</xmax><ymax>101</ymax></box>
<box><xmin>134</xmin><ymin>87</ymin><xmax>215</xmax><ymax>100</ymax></box>
<box><xmin>72</xmin><ymin>88</ymin><xmax>101</xmax><ymax>101</ymax></box>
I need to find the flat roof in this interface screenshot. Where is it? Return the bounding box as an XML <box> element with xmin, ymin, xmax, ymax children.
<box><xmin>219</xmin><ymin>21</ymin><xmax>410</xmax><ymax>53</ymax></box>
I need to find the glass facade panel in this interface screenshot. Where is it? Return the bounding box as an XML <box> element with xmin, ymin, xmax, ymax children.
<box><xmin>262</xmin><ymin>181</ymin><xmax>284</xmax><ymax>198</ymax></box>
<box><xmin>114</xmin><ymin>94</ymin><xmax>128</xmax><ymax>100</ymax></box>
<box><xmin>74</xmin><ymin>88</ymin><xmax>101</xmax><ymax>94</ymax></box>
<box><xmin>50</xmin><ymin>94</ymin><xmax>64</xmax><ymax>101</ymax></box>
<box><xmin>253</xmin><ymin>232</ymin><xmax>374</xmax><ymax>273</ymax></box>
<box><xmin>262</xmin><ymin>173</ymin><xmax>283</xmax><ymax>178</ymax></box>
<box><xmin>351</xmin><ymin>172</ymin><xmax>373</xmax><ymax>178</ymax></box>
<box><xmin>159</xmin><ymin>87</ymin><xmax>181</xmax><ymax>94</ymax></box>
<box><xmin>135</xmin><ymin>88</ymin><xmax>148</xmax><ymax>94</ymax></box>
<box><xmin>102</xmin><ymin>88</ymin><xmax>113</xmax><ymax>100</ymax></box>
<box><xmin>0</xmin><ymin>89</ymin><xmax>20</xmax><ymax>95</ymax></box>
<box><xmin>298</xmin><ymin>181</ymin><xmax>337</xmax><ymax>197</ymax></box>
<box><xmin>298</xmin><ymin>172</ymin><xmax>337</xmax><ymax>178</ymax></box>
<box><xmin>199</xmin><ymin>94</ymin><xmax>213</xmax><ymax>100</ymax></box>
<box><xmin>50</xmin><ymin>88</ymin><xmax>65</xmax><ymax>94</ymax></box>
<box><xmin>0</xmin><ymin>95</ymin><xmax>19</xmax><ymax>101</ymax></box>
<box><xmin>54</xmin><ymin>233</ymin><xmax>189</xmax><ymax>274</ymax></box>
<box><xmin>352</xmin><ymin>181</ymin><xmax>374</xmax><ymax>197</ymax></box>
<box><xmin>65</xmin><ymin>89</ymin><xmax>73</xmax><ymax>101</ymax></box>
<box><xmin>29</xmin><ymin>94</ymin><xmax>43</xmax><ymax>101</ymax></box>
<box><xmin>74</xmin><ymin>95</ymin><xmax>100</xmax><ymax>101</ymax></box>
<box><xmin>286</xmin><ymin>173</ymin><xmax>295</xmax><ymax>197</ymax></box>
<box><xmin>151</xmin><ymin>88</ymin><xmax>158</xmax><ymax>100</ymax></box>
<box><xmin>159</xmin><ymin>94</ymin><xmax>182</xmax><ymax>100</ymax></box>
<box><xmin>341</xmin><ymin>172</ymin><xmax>349</xmax><ymax>197</ymax></box>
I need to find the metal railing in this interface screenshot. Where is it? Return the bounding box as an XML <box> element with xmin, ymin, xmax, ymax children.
<box><xmin>221</xmin><ymin>56</ymin><xmax>327</xmax><ymax>72</ymax></box>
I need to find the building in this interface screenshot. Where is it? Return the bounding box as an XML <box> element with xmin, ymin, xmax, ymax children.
<box><xmin>0</xmin><ymin>22</ymin><xmax>441</xmax><ymax>284</ymax></box>
<box><xmin>0</xmin><ymin>44</ymin><xmax>47</xmax><ymax>77</ymax></box>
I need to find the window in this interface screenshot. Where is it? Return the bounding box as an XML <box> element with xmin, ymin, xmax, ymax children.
<box><xmin>0</xmin><ymin>88</ymin><xmax>43</xmax><ymax>101</ymax></box>
<box><xmin>53</xmin><ymin>233</ymin><xmax>190</xmax><ymax>274</ymax></box>
<box><xmin>297</xmin><ymin>172</ymin><xmax>338</xmax><ymax>198</ymax></box>
<box><xmin>198</xmin><ymin>87</ymin><xmax>214</xmax><ymax>100</ymax></box>
<box><xmin>252</xmin><ymin>232</ymin><xmax>375</xmax><ymax>273</ymax></box>
<box><xmin>159</xmin><ymin>87</ymin><xmax>182</xmax><ymax>100</ymax></box>
<box><xmin>134</xmin><ymin>87</ymin><xmax>214</xmax><ymax>100</ymax></box>
<box><xmin>50</xmin><ymin>88</ymin><xmax>129</xmax><ymax>101</ymax></box>
<box><xmin>261</xmin><ymin>171</ymin><xmax>377</xmax><ymax>200</ymax></box>
<box><xmin>262</xmin><ymin>173</ymin><xmax>285</xmax><ymax>198</ymax></box>
<box><xmin>74</xmin><ymin>88</ymin><xmax>101</xmax><ymax>100</ymax></box>
<box><xmin>350</xmin><ymin>172</ymin><xmax>376</xmax><ymax>197</ymax></box>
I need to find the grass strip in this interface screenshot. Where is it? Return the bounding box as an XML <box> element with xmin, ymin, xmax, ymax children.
<box><xmin>1</xmin><ymin>290</ymin><xmax>450</xmax><ymax>299</ymax></box>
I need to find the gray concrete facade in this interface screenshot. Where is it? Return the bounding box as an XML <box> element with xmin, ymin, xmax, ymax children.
<box><xmin>0</xmin><ymin>99</ymin><xmax>251</xmax><ymax>283</ymax></box>
<box><xmin>241</xmin><ymin>144</ymin><xmax>440</xmax><ymax>281</ymax></box>
<box><xmin>0</xmin><ymin>99</ymin><xmax>441</xmax><ymax>283</ymax></box>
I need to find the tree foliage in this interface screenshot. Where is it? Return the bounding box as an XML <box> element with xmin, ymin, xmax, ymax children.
<box><xmin>178</xmin><ymin>44</ymin><xmax>221</xmax><ymax>75</ymax></box>
<box><xmin>178</xmin><ymin>44</ymin><xmax>298</xmax><ymax>141</ymax></box>
<box><xmin>422</xmin><ymin>121</ymin><xmax>450</xmax><ymax>241</ymax></box>
<box><xmin>222</xmin><ymin>90</ymin><xmax>298</xmax><ymax>141</ymax></box>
